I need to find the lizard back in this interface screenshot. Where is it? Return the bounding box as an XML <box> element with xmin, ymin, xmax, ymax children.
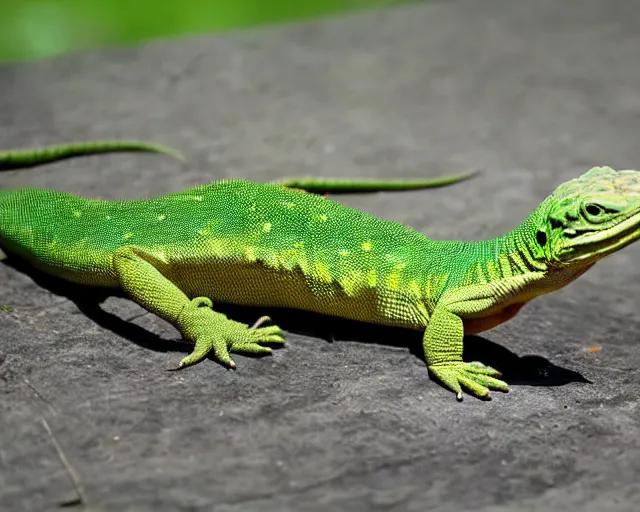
<box><xmin>0</xmin><ymin>180</ymin><xmax>437</xmax><ymax>328</ymax></box>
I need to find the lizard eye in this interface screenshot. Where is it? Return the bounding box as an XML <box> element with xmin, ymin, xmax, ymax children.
<box><xmin>582</xmin><ymin>202</ymin><xmax>609</xmax><ymax>223</ymax></box>
<box><xmin>584</xmin><ymin>203</ymin><xmax>604</xmax><ymax>216</ymax></box>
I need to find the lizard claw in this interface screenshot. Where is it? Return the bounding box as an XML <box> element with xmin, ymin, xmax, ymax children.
<box><xmin>428</xmin><ymin>361</ymin><xmax>509</xmax><ymax>400</ymax></box>
<box><xmin>249</xmin><ymin>315</ymin><xmax>272</xmax><ymax>329</ymax></box>
<box><xmin>175</xmin><ymin>302</ymin><xmax>286</xmax><ymax>370</ymax></box>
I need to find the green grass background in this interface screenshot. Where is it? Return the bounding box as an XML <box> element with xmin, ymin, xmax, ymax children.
<box><xmin>1</xmin><ymin>0</ymin><xmax>409</xmax><ymax>63</ymax></box>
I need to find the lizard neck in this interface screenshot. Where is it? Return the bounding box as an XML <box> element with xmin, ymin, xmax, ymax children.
<box><xmin>429</xmin><ymin>213</ymin><xmax>549</xmax><ymax>292</ymax></box>
<box><xmin>494</xmin><ymin>214</ymin><xmax>549</xmax><ymax>275</ymax></box>
<box><xmin>393</xmin><ymin>218</ymin><xmax>548</xmax><ymax>311</ymax></box>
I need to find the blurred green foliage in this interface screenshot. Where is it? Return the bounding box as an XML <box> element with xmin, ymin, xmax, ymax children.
<box><xmin>1</xmin><ymin>0</ymin><xmax>408</xmax><ymax>63</ymax></box>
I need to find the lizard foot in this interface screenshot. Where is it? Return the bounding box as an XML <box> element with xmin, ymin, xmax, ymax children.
<box><xmin>175</xmin><ymin>297</ymin><xmax>285</xmax><ymax>370</ymax></box>
<box><xmin>428</xmin><ymin>361</ymin><xmax>509</xmax><ymax>401</ymax></box>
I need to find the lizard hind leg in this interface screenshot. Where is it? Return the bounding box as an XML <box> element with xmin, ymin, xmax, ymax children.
<box><xmin>111</xmin><ymin>246</ymin><xmax>285</xmax><ymax>370</ymax></box>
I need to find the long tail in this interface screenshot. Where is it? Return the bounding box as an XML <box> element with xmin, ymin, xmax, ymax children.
<box><xmin>273</xmin><ymin>170</ymin><xmax>478</xmax><ymax>194</ymax></box>
<box><xmin>0</xmin><ymin>140</ymin><xmax>184</xmax><ymax>170</ymax></box>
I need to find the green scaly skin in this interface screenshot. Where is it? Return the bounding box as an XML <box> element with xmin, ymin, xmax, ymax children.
<box><xmin>1</xmin><ymin>143</ymin><xmax>637</xmax><ymax>400</ymax></box>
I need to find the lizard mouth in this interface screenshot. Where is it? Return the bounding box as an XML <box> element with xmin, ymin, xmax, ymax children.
<box><xmin>558</xmin><ymin>209</ymin><xmax>640</xmax><ymax>264</ymax></box>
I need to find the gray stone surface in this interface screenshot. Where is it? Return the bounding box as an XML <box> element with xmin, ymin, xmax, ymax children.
<box><xmin>1</xmin><ymin>0</ymin><xmax>640</xmax><ymax>510</ymax></box>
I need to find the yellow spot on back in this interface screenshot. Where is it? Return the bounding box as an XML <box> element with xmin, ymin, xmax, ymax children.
<box><xmin>367</xmin><ymin>269</ymin><xmax>377</xmax><ymax>287</ymax></box>
<box><xmin>245</xmin><ymin>246</ymin><xmax>257</xmax><ymax>262</ymax></box>
<box><xmin>293</xmin><ymin>241</ymin><xmax>304</xmax><ymax>249</ymax></box>
<box><xmin>123</xmin><ymin>232</ymin><xmax>133</xmax><ymax>239</ymax></box>
<box><xmin>157</xmin><ymin>214</ymin><xmax>166</xmax><ymax>221</ymax></box>
<box><xmin>318</xmin><ymin>214</ymin><xmax>328</xmax><ymax>222</ymax></box>
<box><xmin>361</xmin><ymin>241</ymin><xmax>372</xmax><ymax>252</ymax></box>
<box><xmin>263</xmin><ymin>222</ymin><xmax>272</xmax><ymax>232</ymax></box>
<box><xmin>339</xmin><ymin>250</ymin><xmax>350</xmax><ymax>257</ymax></box>
<box><xmin>192</xmin><ymin>195</ymin><xmax>203</xmax><ymax>201</ymax></box>
<box><xmin>73</xmin><ymin>210</ymin><xmax>81</xmax><ymax>218</ymax></box>
<box><xmin>394</xmin><ymin>262</ymin><xmax>407</xmax><ymax>270</ymax></box>
<box><xmin>297</xmin><ymin>256</ymin><xmax>310</xmax><ymax>274</ymax></box>
<box><xmin>315</xmin><ymin>262</ymin><xmax>333</xmax><ymax>283</ymax></box>
<box><xmin>198</xmin><ymin>226</ymin><xmax>211</xmax><ymax>236</ymax></box>
<box><xmin>262</xmin><ymin>252</ymin><xmax>278</xmax><ymax>268</ymax></box>
<box><xmin>277</xmin><ymin>249</ymin><xmax>299</xmax><ymax>270</ymax></box>
<box><xmin>340</xmin><ymin>271</ymin><xmax>365</xmax><ymax>297</ymax></box>
<box><xmin>283</xmin><ymin>201</ymin><xmax>296</xmax><ymax>209</ymax></box>
<box><xmin>386</xmin><ymin>272</ymin><xmax>401</xmax><ymax>291</ymax></box>
<box><xmin>207</xmin><ymin>238</ymin><xmax>231</xmax><ymax>257</ymax></box>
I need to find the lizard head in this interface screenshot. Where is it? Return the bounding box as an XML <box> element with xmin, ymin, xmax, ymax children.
<box><xmin>534</xmin><ymin>166</ymin><xmax>640</xmax><ymax>267</ymax></box>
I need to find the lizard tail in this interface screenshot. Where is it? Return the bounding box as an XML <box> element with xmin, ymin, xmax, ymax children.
<box><xmin>274</xmin><ymin>171</ymin><xmax>478</xmax><ymax>194</ymax></box>
<box><xmin>0</xmin><ymin>140</ymin><xmax>184</xmax><ymax>171</ymax></box>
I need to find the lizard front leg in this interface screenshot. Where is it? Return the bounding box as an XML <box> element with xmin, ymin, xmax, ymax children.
<box><xmin>425</xmin><ymin>275</ymin><xmax>546</xmax><ymax>399</ymax></box>
<box><xmin>112</xmin><ymin>246</ymin><xmax>285</xmax><ymax>369</ymax></box>
<box><xmin>424</xmin><ymin>303</ymin><xmax>509</xmax><ymax>400</ymax></box>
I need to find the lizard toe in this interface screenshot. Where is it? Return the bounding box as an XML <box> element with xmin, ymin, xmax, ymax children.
<box><xmin>428</xmin><ymin>362</ymin><xmax>509</xmax><ymax>400</ymax></box>
<box><xmin>178</xmin><ymin>334</ymin><xmax>234</xmax><ymax>369</ymax></box>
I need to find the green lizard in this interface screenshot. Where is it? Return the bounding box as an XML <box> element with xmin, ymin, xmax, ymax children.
<box><xmin>1</xmin><ymin>141</ymin><xmax>636</xmax><ymax>400</ymax></box>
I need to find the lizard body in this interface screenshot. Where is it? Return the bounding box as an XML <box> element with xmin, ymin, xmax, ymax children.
<box><xmin>1</xmin><ymin>180</ymin><xmax>462</xmax><ymax>328</ymax></box>
<box><xmin>2</xmin><ymin>142</ymin><xmax>638</xmax><ymax>400</ymax></box>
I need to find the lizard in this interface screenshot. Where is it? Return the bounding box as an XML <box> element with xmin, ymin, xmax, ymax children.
<box><xmin>1</xmin><ymin>141</ymin><xmax>637</xmax><ymax>400</ymax></box>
